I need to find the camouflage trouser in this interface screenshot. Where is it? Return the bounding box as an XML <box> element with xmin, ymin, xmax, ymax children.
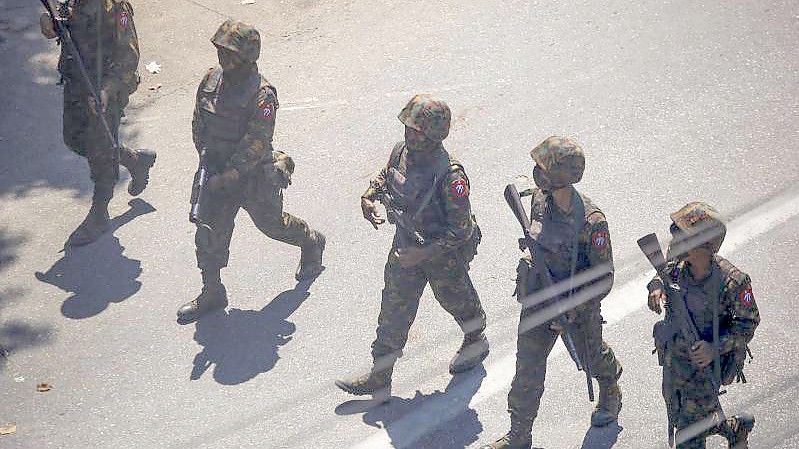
<box><xmin>195</xmin><ymin>167</ymin><xmax>315</xmax><ymax>270</ymax></box>
<box><xmin>370</xmin><ymin>244</ymin><xmax>487</xmax><ymax>362</ymax></box>
<box><xmin>507</xmin><ymin>304</ymin><xmax>622</xmax><ymax>422</ymax></box>
<box><xmin>63</xmin><ymin>79</ymin><xmax>139</xmax><ymax>200</ymax></box>
<box><xmin>664</xmin><ymin>362</ymin><xmax>738</xmax><ymax>449</ymax></box>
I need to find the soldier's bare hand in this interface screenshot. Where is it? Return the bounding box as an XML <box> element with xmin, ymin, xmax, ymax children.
<box><xmin>548</xmin><ymin>310</ymin><xmax>576</xmax><ymax>332</ymax></box>
<box><xmin>690</xmin><ymin>341</ymin><xmax>715</xmax><ymax>368</ymax></box>
<box><xmin>648</xmin><ymin>288</ymin><xmax>666</xmax><ymax>314</ymax></box>
<box><xmin>40</xmin><ymin>13</ymin><xmax>57</xmax><ymax>39</ymax></box>
<box><xmin>361</xmin><ymin>197</ymin><xmax>385</xmax><ymax>230</ymax></box>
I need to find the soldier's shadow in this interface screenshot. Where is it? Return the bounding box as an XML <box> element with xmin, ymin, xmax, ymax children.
<box><xmin>580</xmin><ymin>422</ymin><xmax>623</xmax><ymax>449</ymax></box>
<box><xmin>335</xmin><ymin>367</ymin><xmax>486</xmax><ymax>449</ymax></box>
<box><xmin>34</xmin><ymin>199</ymin><xmax>155</xmax><ymax>319</ymax></box>
<box><xmin>189</xmin><ymin>283</ymin><xmax>311</xmax><ymax>385</ymax></box>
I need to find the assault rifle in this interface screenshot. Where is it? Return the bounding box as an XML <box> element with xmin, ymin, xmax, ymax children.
<box><xmin>375</xmin><ymin>184</ymin><xmax>428</xmax><ymax>247</ymax></box>
<box><xmin>189</xmin><ymin>149</ymin><xmax>211</xmax><ymax>230</ymax></box>
<box><xmin>637</xmin><ymin>233</ymin><xmax>731</xmax><ymax>447</ymax></box>
<box><xmin>39</xmin><ymin>0</ymin><xmax>121</xmax><ymax>178</ymax></box>
<box><xmin>504</xmin><ymin>183</ymin><xmax>595</xmax><ymax>402</ymax></box>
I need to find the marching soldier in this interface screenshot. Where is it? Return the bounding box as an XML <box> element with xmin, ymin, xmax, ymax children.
<box><xmin>647</xmin><ymin>202</ymin><xmax>759</xmax><ymax>448</ymax></box>
<box><xmin>335</xmin><ymin>95</ymin><xmax>488</xmax><ymax>400</ymax></box>
<box><xmin>40</xmin><ymin>0</ymin><xmax>156</xmax><ymax>246</ymax></box>
<box><xmin>177</xmin><ymin>20</ymin><xmax>325</xmax><ymax>324</ymax></box>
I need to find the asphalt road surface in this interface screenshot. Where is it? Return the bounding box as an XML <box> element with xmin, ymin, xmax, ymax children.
<box><xmin>1</xmin><ymin>0</ymin><xmax>798</xmax><ymax>448</ymax></box>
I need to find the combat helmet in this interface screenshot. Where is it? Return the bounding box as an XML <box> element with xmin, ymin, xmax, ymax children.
<box><xmin>530</xmin><ymin>136</ymin><xmax>586</xmax><ymax>191</ymax></box>
<box><xmin>669</xmin><ymin>201</ymin><xmax>727</xmax><ymax>254</ymax></box>
<box><xmin>211</xmin><ymin>19</ymin><xmax>261</xmax><ymax>63</ymax></box>
<box><xmin>398</xmin><ymin>94</ymin><xmax>451</xmax><ymax>141</ymax></box>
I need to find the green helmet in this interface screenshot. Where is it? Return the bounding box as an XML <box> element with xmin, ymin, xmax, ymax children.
<box><xmin>211</xmin><ymin>19</ymin><xmax>261</xmax><ymax>63</ymax></box>
<box><xmin>398</xmin><ymin>94</ymin><xmax>451</xmax><ymax>141</ymax></box>
<box><xmin>530</xmin><ymin>136</ymin><xmax>585</xmax><ymax>190</ymax></box>
<box><xmin>669</xmin><ymin>201</ymin><xmax>726</xmax><ymax>254</ymax></box>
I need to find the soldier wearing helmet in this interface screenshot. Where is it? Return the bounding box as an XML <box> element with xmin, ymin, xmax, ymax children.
<box><xmin>39</xmin><ymin>0</ymin><xmax>156</xmax><ymax>246</ymax></box>
<box><xmin>177</xmin><ymin>20</ymin><xmax>326</xmax><ymax>324</ymax></box>
<box><xmin>335</xmin><ymin>94</ymin><xmax>488</xmax><ymax>399</ymax></box>
<box><xmin>647</xmin><ymin>202</ymin><xmax>759</xmax><ymax>449</ymax></box>
<box><xmin>482</xmin><ymin>136</ymin><xmax>623</xmax><ymax>449</ymax></box>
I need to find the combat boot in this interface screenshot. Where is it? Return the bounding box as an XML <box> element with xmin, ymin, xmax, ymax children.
<box><xmin>335</xmin><ymin>365</ymin><xmax>393</xmax><ymax>403</ymax></box>
<box><xmin>177</xmin><ymin>281</ymin><xmax>228</xmax><ymax>324</ymax></box>
<box><xmin>591</xmin><ymin>378</ymin><xmax>622</xmax><ymax>427</ymax></box>
<box><xmin>727</xmin><ymin>413</ymin><xmax>755</xmax><ymax>449</ymax></box>
<box><xmin>121</xmin><ymin>149</ymin><xmax>157</xmax><ymax>196</ymax></box>
<box><xmin>68</xmin><ymin>204</ymin><xmax>111</xmax><ymax>247</ymax></box>
<box><xmin>295</xmin><ymin>230</ymin><xmax>326</xmax><ymax>281</ymax></box>
<box><xmin>449</xmin><ymin>331</ymin><xmax>489</xmax><ymax>374</ymax></box>
<box><xmin>480</xmin><ymin>414</ymin><xmax>533</xmax><ymax>449</ymax></box>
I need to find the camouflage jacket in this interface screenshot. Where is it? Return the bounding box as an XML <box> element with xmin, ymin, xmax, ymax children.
<box><xmin>648</xmin><ymin>256</ymin><xmax>760</xmax><ymax>356</ymax></box>
<box><xmin>363</xmin><ymin>142</ymin><xmax>475</xmax><ymax>252</ymax></box>
<box><xmin>191</xmin><ymin>65</ymin><xmax>278</xmax><ymax>175</ymax></box>
<box><xmin>56</xmin><ymin>0</ymin><xmax>140</xmax><ymax>96</ymax></box>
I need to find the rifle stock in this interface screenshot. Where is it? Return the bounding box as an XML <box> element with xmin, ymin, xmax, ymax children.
<box><xmin>189</xmin><ymin>149</ymin><xmax>210</xmax><ymax>229</ymax></box>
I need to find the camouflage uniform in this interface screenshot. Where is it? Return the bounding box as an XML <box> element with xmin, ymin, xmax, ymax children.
<box><xmin>484</xmin><ymin>137</ymin><xmax>622</xmax><ymax>449</ymax></box>
<box><xmin>42</xmin><ymin>0</ymin><xmax>156</xmax><ymax>245</ymax></box>
<box><xmin>177</xmin><ymin>20</ymin><xmax>324</xmax><ymax>324</ymax></box>
<box><xmin>336</xmin><ymin>95</ymin><xmax>487</xmax><ymax>399</ymax></box>
<box><xmin>648</xmin><ymin>203</ymin><xmax>760</xmax><ymax>449</ymax></box>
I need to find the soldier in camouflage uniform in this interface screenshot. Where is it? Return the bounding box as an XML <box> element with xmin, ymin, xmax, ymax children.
<box><xmin>647</xmin><ymin>202</ymin><xmax>759</xmax><ymax>448</ymax></box>
<box><xmin>335</xmin><ymin>95</ymin><xmax>488</xmax><ymax>400</ymax></box>
<box><xmin>176</xmin><ymin>20</ymin><xmax>325</xmax><ymax>324</ymax></box>
<box><xmin>40</xmin><ymin>0</ymin><xmax>156</xmax><ymax>246</ymax></box>
<box><xmin>483</xmin><ymin>137</ymin><xmax>622</xmax><ymax>449</ymax></box>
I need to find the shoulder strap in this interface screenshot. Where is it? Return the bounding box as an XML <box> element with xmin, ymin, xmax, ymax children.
<box><xmin>388</xmin><ymin>141</ymin><xmax>405</xmax><ymax>169</ymax></box>
<box><xmin>412</xmin><ymin>151</ymin><xmax>452</xmax><ymax>220</ymax></box>
<box><xmin>567</xmin><ymin>188</ymin><xmax>587</xmax><ymax>296</ymax></box>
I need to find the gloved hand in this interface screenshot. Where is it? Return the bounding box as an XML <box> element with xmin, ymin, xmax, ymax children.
<box><xmin>208</xmin><ymin>168</ymin><xmax>240</xmax><ymax>194</ymax></box>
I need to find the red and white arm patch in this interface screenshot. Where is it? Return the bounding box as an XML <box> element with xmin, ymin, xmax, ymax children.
<box><xmin>449</xmin><ymin>178</ymin><xmax>469</xmax><ymax>199</ymax></box>
<box><xmin>258</xmin><ymin>100</ymin><xmax>275</xmax><ymax>122</ymax></box>
<box><xmin>591</xmin><ymin>230</ymin><xmax>609</xmax><ymax>250</ymax></box>
<box><xmin>738</xmin><ymin>285</ymin><xmax>754</xmax><ymax>307</ymax></box>
<box><xmin>118</xmin><ymin>10</ymin><xmax>130</xmax><ymax>30</ymax></box>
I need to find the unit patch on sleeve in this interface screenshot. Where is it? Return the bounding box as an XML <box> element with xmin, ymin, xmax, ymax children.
<box><xmin>739</xmin><ymin>286</ymin><xmax>754</xmax><ymax>307</ymax></box>
<box><xmin>450</xmin><ymin>178</ymin><xmax>469</xmax><ymax>199</ymax></box>
<box><xmin>591</xmin><ymin>230</ymin><xmax>609</xmax><ymax>250</ymax></box>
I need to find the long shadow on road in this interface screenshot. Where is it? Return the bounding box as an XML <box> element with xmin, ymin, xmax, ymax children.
<box><xmin>335</xmin><ymin>367</ymin><xmax>487</xmax><ymax>449</ymax></box>
<box><xmin>189</xmin><ymin>283</ymin><xmax>311</xmax><ymax>385</ymax></box>
<box><xmin>581</xmin><ymin>422</ymin><xmax>623</xmax><ymax>449</ymax></box>
<box><xmin>34</xmin><ymin>199</ymin><xmax>155</xmax><ymax>319</ymax></box>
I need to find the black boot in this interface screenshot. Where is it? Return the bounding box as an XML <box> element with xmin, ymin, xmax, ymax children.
<box><xmin>68</xmin><ymin>181</ymin><xmax>112</xmax><ymax>247</ymax></box>
<box><xmin>295</xmin><ymin>230</ymin><xmax>325</xmax><ymax>281</ymax></box>
<box><xmin>449</xmin><ymin>331</ymin><xmax>489</xmax><ymax>374</ymax></box>
<box><xmin>177</xmin><ymin>270</ymin><xmax>228</xmax><ymax>324</ymax></box>
<box><xmin>121</xmin><ymin>148</ymin><xmax>156</xmax><ymax>196</ymax></box>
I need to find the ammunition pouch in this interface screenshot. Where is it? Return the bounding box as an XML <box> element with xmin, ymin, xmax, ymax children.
<box><xmin>458</xmin><ymin>217</ymin><xmax>481</xmax><ymax>264</ymax></box>
<box><xmin>653</xmin><ymin>320</ymin><xmax>677</xmax><ymax>367</ymax></box>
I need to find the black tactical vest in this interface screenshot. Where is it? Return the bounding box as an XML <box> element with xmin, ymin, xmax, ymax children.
<box><xmin>384</xmin><ymin>142</ymin><xmax>458</xmax><ymax>238</ymax></box>
<box><xmin>530</xmin><ymin>188</ymin><xmax>601</xmax><ymax>280</ymax></box>
<box><xmin>197</xmin><ymin>67</ymin><xmax>263</xmax><ymax>150</ymax></box>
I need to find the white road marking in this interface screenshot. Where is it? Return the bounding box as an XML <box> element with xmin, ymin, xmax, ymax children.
<box><xmin>347</xmin><ymin>187</ymin><xmax>799</xmax><ymax>449</ymax></box>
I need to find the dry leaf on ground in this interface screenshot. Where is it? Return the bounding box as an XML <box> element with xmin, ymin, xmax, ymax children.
<box><xmin>36</xmin><ymin>383</ymin><xmax>51</xmax><ymax>392</ymax></box>
<box><xmin>0</xmin><ymin>423</ymin><xmax>16</xmax><ymax>435</ymax></box>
